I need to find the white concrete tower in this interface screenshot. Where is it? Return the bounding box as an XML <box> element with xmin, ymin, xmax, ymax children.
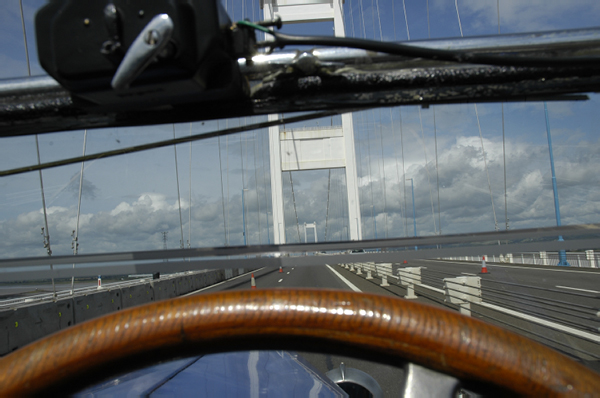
<box><xmin>262</xmin><ymin>0</ymin><xmax>362</xmax><ymax>243</ymax></box>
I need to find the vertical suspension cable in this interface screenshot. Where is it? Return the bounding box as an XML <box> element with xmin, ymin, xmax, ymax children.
<box><xmin>433</xmin><ymin>109</ymin><xmax>442</xmax><ymax>234</ymax></box>
<box><xmin>498</xmin><ymin>0</ymin><xmax>509</xmax><ymax>230</ymax></box>
<box><xmin>370</xmin><ymin>0</ymin><xmax>376</xmax><ymax>39</ymax></box>
<box><xmin>427</xmin><ymin>0</ymin><xmax>442</xmax><ymax>235</ymax></box>
<box><xmin>19</xmin><ymin>0</ymin><xmax>31</xmax><ymax>77</ymax></box>
<box><xmin>259</xmin><ymin>129</ymin><xmax>271</xmax><ymax>244</ymax></box>
<box><xmin>253</xmin><ymin>131</ymin><xmax>262</xmax><ymax>244</ymax></box>
<box><xmin>426</xmin><ymin>0</ymin><xmax>431</xmax><ymax>39</ymax></box>
<box><xmin>240</xmin><ymin>122</ymin><xmax>247</xmax><ymax>244</ymax></box>
<box><xmin>172</xmin><ymin>125</ymin><xmax>185</xmax><ymax>248</ymax></box>
<box><xmin>455</xmin><ymin>1</ymin><xmax>499</xmax><ymax>231</ymax></box>
<box><xmin>217</xmin><ymin>130</ymin><xmax>228</xmax><ymax>246</ymax></box>
<box><xmin>454</xmin><ymin>0</ymin><xmax>463</xmax><ymax>37</ymax></box>
<box><xmin>188</xmin><ymin>123</ymin><xmax>192</xmax><ymax>248</ymax></box>
<box><xmin>417</xmin><ymin>108</ymin><xmax>438</xmax><ymax>234</ymax></box>
<box><xmin>374</xmin><ymin>0</ymin><xmax>383</xmax><ymax>40</ymax></box>
<box><xmin>349</xmin><ymin>0</ymin><xmax>356</xmax><ymax>37</ymax></box>
<box><xmin>502</xmin><ymin>104</ymin><xmax>508</xmax><ymax>230</ymax></box>
<box><xmin>374</xmin><ymin>3</ymin><xmax>387</xmax><ymax>237</ymax></box>
<box><xmin>390</xmin><ymin>109</ymin><xmax>405</xmax><ymax>237</ymax></box>
<box><xmin>226</xmin><ymin>123</ymin><xmax>231</xmax><ymax>245</ymax></box>
<box><xmin>341</xmin><ymin>169</ymin><xmax>349</xmax><ymax>239</ymax></box>
<box><xmin>71</xmin><ymin>130</ymin><xmax>87</xmax><ymax>294</ymax></box>
<box><xmin>366</xmin><ymin>113</ymin><xmax>376</xmax><ymax>239</ymax></box>
<box><xmin>325</xmin><ymin>169</ymin><xmax>331</xmax><ymax>241</ymax></box>
<box><xmin>399</xmin><ymin>108</ymin><xmax>409</xmax><ymax>237</ymax></box>
<box><xmin>289</xmin><ymin>171</ymin><xmax>301</xmax><ymax>242</ymax></box>
<box><xmin>403</xmin><ymin>4</ymin><xmax>437</xmax><ymax>234</ymax></box>
<box><xmin>402</xmin><ymin>0</ymin><xmax>410</xmax><ymax>40</ymax></box>
<box><xmin>358</xmin><ymin>0</ymin><xmax>367</xmax><ymax>38</ymax></box>
<box><xmin>378</xmin><ymin>110</ymin><xmax>389</xmax><ymax>238</ymax></box>
<box><xmin>356</xmin><ymin>115</ymin><xmax>366</xmax><ymax>237</ymax></box>
<box><xmin>21</xmin><ymin>0</ymin><xmax>56</xmax><ymax>298</ymax></box>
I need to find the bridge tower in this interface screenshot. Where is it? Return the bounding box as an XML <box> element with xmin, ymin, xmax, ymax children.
<box><xmin>262</xmin><ymin>0</ymin><xmax>362</xmax><ymax>243</ymax></box>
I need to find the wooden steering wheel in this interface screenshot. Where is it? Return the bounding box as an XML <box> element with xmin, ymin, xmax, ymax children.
<box><xmin>0</xmin><ymin>289</ymin><xmax>598</xmax><ymax>396</ymax></box>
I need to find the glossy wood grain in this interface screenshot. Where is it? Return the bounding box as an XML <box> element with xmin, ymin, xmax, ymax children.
<box><xmin>0</xmin><ymin>289</ymin><xmax>598</xmax><ymax>396</ymax></box>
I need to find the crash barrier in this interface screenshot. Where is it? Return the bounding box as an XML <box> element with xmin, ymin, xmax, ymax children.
<box><xmin>443</xmin><ymin>250</ymin><xmax>598</xmax><ymax>268</ymax></box>
<box><xmin>0</xmin><ymin>268</ymin><xmax>252</xmax><ymax>356</ymax></box>
<box><xmin>337</xmin><ymin>262</ymin><xmax>600</xmax><ymax>361</ymax></box>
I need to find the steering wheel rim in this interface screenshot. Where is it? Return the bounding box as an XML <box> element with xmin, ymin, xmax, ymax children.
<box><xmin>0</xmin><ymin>289</ymin><xmax>598</xmax><ymax>396</ymax></box>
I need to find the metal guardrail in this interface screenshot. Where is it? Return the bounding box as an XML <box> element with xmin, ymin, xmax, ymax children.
<box><xmin>337</xmin><ymin>261</ymin><xmax>600</xmax><ymax>361</ymax></box>
<box><xmin>443</xmin><ymin>251</ymin><xmax>599</xmax><ymax>268</ymax></box>
<box><xmin>0</xmin><ymin>270</ymin><xmax>204</xmax><ymax>310</ymax></box>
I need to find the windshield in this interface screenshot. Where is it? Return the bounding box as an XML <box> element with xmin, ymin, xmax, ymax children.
<box><xmin>1</xmin><ymin>0</ymin><xmax>599</xmax><ymax>394</ymax></box>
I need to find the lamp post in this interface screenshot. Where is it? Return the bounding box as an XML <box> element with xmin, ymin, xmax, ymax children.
<box><xmin>544</xmin><ymin>103</ymin><xmax>569</xmax><ymax>266</ymax></box>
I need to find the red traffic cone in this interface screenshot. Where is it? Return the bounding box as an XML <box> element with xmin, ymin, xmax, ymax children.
<box><xmin>479</xmin><ymin>256</ymin><xmax>489</xmax><ymax>274</ymax></box>
<box><xmin>279</xmin><ymin>266</ymin><xmax>283</xmax><ymax>273</ymax></box>
<box><xmin>403</xmin><ymin>260</ymin><xmax>408</xmax><ymax>264</ymax></box>
<box><xmin>251</xmin><ymin>273</ymin><xmax>256</xmax><ymax>289</ymax></box>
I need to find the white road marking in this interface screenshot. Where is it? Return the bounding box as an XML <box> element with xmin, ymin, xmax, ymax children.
<box><xmin>292</xmin><ymin>268</ymin><xmax>295</xmax><ymax>270</ymax></box>
<box><xmin>287</xmin><ymin>272</ymin><xmax>290</xmax><ymax>275</ymax></box>
<box><xmin>556</xmin><ymin>285</ymin><xmax>600</xmax><ymax>294</ymax></box>
<box><xmin>480</xmin><ymin>302</ymin><xmax>600</xmax><ymax>343</ymax></box>
<box><xmin>325</xmin><ymin>264</ymin><xmax>361</xmax><ymax>292</ymax></box>
<box><xmin>461</xmin><ymin>273</ymin><xmax>477</xmax><ymax>276</ymax></box>
<box><xmin>426</xmin><ymin>259</ymin><xmax>600</xmax><ymax>275</ymax></box>
<box><xmin>278</xmin><ymin>279</ymin><xmax>283</xmax><ymax>283</ymax></box>
<box><xmin>183</xmin><ymin>268</ymin><xmax>265</xmax><ymax>296</ymax></box>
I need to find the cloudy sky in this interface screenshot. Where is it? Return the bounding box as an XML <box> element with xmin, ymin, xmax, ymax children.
<box><xmin>0</xmin><ymin>0</ymin><xmax>599</xmax><ymax>259</ymax></box>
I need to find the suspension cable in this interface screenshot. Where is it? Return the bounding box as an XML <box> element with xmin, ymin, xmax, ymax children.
<box><xmin>428</xmin><ymin>2</ymin><xmax>442</xmax><ymax>235</ymax></box>
<box><xmin>217</xmin><ymin>128</ymin><xmax>228</xmax><ymax>246</ymax></box>
<box><xmin>188</xmin><ymin>123</ymin><xmax>192</xmax><ymax>248</ymax></box>
<box><xmin>240</xmin><ymin>122</ymin><xmax>247</xmax><ymax>244</ymax></box>
<box><xmin>378</xmin><ymin>109</ymin><xmax>389</xmax><ymax>238</ymax></box>
<box><xmin>418</xmin><ymin>108</ymin><xmax>438</xmax><ymax>234</ymax></box>
<box><xmin>20</xmin><ymin>0</ymin><xmax>56</xmax><ymax>299</ymax></box>
<box><xmin>289</xmin><ymin>171</ymin><xmax>301</xmax><ymax>242</ymax></box>
<box><xmin>498</xmin><ymin>0</ymin><xmax>509</xmax><ymax>231</ymax></box>
<box><xmin>454</xmin><ymin>1</ymin><xmax>499</xmax><ymax>231</ymax></box>
<box><xmin>71</xmin><ymin>129</ymin><xmax>87</xmax><ymax>294</ymax></box>
<box><xmin>433</xmin><ymin>109</ymin><xmax>442</xmax><ymax>234</ymax></box>
<box><xmin>399</xmin><ymin>108</ymin><xmax>409</xmax><ymax>237</ymax></box>
<box><xmin>253</xmin><ymin>130</ymin><xmax>262</xmax><ymax>244</ymax></box>
<box><xmin>172</xmin><ymin>125</ymin><xmax>185</xmax><ymax>248</ymax></box>
<box><xmin>325</xmin><ymin>169</ymin><xmax>331</xmax><ymax>241</ymax></box>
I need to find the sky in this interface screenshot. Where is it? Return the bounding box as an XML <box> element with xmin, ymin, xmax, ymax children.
<box><xmin>0</xmin><ymin>0</ymin><xmax>599</xmax><ymax>259</ymax></box>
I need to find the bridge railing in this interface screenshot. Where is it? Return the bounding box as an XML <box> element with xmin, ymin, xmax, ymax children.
<box><xmin>442</xmin><ymin>251</ymin><xmax>599</xmax><ymax>268</ymax></box>
<box><xmin>337</xmin><ymin>260</ymin><xmax>600</xmax><ymax>362</ymax></box>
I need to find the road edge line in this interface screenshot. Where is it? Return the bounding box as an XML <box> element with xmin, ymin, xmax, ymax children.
<box><xmin>325</xmin><ymin>264</ymin><xmax>362</xmax><ymax>292</ymax></box>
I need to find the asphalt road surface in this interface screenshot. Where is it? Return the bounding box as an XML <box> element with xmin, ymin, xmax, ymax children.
<box><xmin>192</xmin><ymin>258</ymin><xmax>600</xmax><ymax>394</ymax></box>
